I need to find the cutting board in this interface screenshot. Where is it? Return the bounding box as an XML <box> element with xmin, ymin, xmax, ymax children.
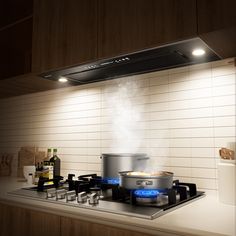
<box><xmin>0</xmin><ymin>154</ymin><xmax>13</xmax><ymax>176</ymax></box>
<box><xmin>17</xmin><ymin>147</ymin><xmax>46</xmax><ymax>177</ymax></box>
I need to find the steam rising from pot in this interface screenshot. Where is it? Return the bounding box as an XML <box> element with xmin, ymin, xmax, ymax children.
<box><xmin>103</xmin><ymin>79</ymin><xmax>146</xmax><ymax>154</ymax></box>
<box><xmin>103</xmin><ymin>77</ymin><xmax>169</xmax><ymax>172</ymax></box>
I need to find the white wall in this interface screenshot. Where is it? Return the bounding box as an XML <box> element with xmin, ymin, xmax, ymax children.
<box><xmin>0</xmin><ymin>58</ymin><xmax>235</xmax><ymax>193</ymax></box>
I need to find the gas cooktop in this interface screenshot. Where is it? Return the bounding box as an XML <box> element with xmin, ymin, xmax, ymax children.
<box><xmin>8</xmin><ymin>174</ymin><xmax>205</xmax><ymax>220</ymax></box>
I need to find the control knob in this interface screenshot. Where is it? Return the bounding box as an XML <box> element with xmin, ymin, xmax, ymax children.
<box><xmin>77</xmin><ymin>191</ymin><xmax>87</xmax><ymax>203</ymax></box>
<box><xmin>89</xmin><ymin>193</ymin><xmax>99</xmax><ymax>205</ymax></box>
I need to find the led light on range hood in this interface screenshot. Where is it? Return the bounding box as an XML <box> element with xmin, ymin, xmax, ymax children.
<box><xmin>58</xmin><ymin>77</ymin><xmax>68</xmax><ymax>83</ymax></box>
<box><xmin>192</xmin><ymin>48</ymin><xmax>206</xmax><ymax>56</ymax></box>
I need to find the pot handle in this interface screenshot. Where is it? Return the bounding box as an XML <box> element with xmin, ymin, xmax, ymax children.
<box><xmin>140</xmin><ymin>181</ymin><xmax>148</xmax><ymax>187</ymax></box>
<box><xmin>136</xmin><ymin>180</ymin><xmax>153</xmax><ymax>187</ymax></box>
<box><xmin>136</xmin><ymin>157</ymin><xmax>150</xmax><ymax>160</ymax></box>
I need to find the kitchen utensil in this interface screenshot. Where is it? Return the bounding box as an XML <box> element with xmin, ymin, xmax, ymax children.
<box><xmin>17</xmin><ymin>147</ymin><xmax>46</xmax><ymax>177</ymax></box>
<box><xmin>100</xmin><ymin>153</ymin><xmax>149</xmax><ymax>179</ymax></box>
<box><xmin>119</xmin><ymin>171</ymin><xmax>174</xmax><ymax>190</ymax></box>
<box><xmin>0</xmin><ymin>154</ymin><xmax>13</xmax><ymax>176</ymax></box>
<box><xmin>219</xmin><ymin>148</ymin><xmax>235</xmax><ymax>160</ymax></box>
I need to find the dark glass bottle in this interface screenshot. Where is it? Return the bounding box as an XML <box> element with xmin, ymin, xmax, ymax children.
<box><xmin>50</xmin><ymin>148</ymin><xmax>61</xmax><ymax>178</ymax></box>
<box><xmin>46</xmin><ymin>148</ymin><xmax>52</xmax><ymax>161</ymax></box>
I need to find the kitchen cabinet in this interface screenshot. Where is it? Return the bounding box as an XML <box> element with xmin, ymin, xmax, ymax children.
<box><xmin>0</xmin><ymin>203</ymin><xmax>60</xmax><ymax>236</ymax></box>
<box><xmin>32</xmin><ymin>0</ymin><xmax>197</xmax><ymax>72</ymax></box>
<box><xmin>0</xmin><ymin>0</ymin><xmax>33</xmax><ymax>80</ymax></box>
<box><xmin>98</xmin><ymin>0</ymin><xmax>197</xmax><ymax>58</ymax></box>
<box><xmin>197</xmin><ymin>0</ymin><xmax>236</xmax><ymax>58</ymax></box>
<box><xmin>0</xmin><ymin>19</ymin><xmax>32</xmax><ymax>80</ymax></box>
<box><xmin>61</xmin><ymin>216</ymin><xmax>153</xmax><ymax>236</ymax></box>
<box><xmin>0</xmin><ymin>0</ymin><xmax>33</xmax><ymax>28</ymax></box>
<box><xmin>0</xmin><ymin>203</ymin><xmax>176</xmax><ymax>236</ymax></box>
<box><xmin>32</xmin><ymin>0</ymin><xmax>98</xmax><ymax>73</ymax></box>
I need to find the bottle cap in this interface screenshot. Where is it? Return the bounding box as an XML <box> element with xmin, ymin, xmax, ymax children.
<box><xmin>53</xmin><ymin>148</ymin><xmax>57</xmax><ymax>152</ymax></box>
<box><xmin>47</xmin><ymin>148</ymin><xmax>52</xmax><ymax>152</ymax></box>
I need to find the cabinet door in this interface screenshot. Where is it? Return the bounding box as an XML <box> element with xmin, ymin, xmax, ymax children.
<box><xmin>0</xmin><ymin>203</ymin><xmax>29</xmax><ymax>236</ymax></box>
<box><xmin>197</xmin><ymin>0</ymin><xmax>236</xmax><ymax>58</ymax></box>
<box><xmin>0</xmin><ymin>203</ymin><xmax>60</xmax><ymax>236</ymax></box>
<box><xmin>32</xmin><ymin>0</ymin><xmax>98</xmax><ymax>73</ymax></box>
<box><xmin>98</xmin><ymin>0</ymin><xmax>197</xmax><ymax>59</ymax></box>
<box><xmin>61</xmin><ymin>216</ymin><xmax>153</xmax><ymax>236</ymax></box>
<box><xmin>0</xmin><ymin>0</ymin><xmax>33</xmax><ymax>28</ymax></box>
<box><xmin>0</xmin><ymin>18</ymin><xmax>32</xmax><ymax>80</ymax></box>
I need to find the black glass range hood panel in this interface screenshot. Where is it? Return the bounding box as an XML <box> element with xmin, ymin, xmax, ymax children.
<box><xmin>40</xmin><ymin>37</ymin><xmax>221</xmax><ymax>85</ymax></box>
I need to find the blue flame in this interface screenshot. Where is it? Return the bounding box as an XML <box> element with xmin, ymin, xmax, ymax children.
<box><xmin>102</xmin><ymin>178</ymin><xmax>120</xmax><ymax>185</ymax></box>
<box><xmin>134</xmin><ymin>189</ymin><xmax>160</xmax><ymax>198</ymax></box>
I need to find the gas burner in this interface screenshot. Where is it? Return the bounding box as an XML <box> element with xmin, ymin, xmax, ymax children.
<box><xmin>102</xmin><ymin>177</ymin><xmax>120</xmax><ymax>185</ymax></box>
<box><xmin>132</xmin><ymin>189</ymin><xmax>172</xmax><ymax>206</ymax></box>
<box><xmin>133</xmin><ymin>189</ymin><xmax>162</xmax><ymax>198</ymax></box>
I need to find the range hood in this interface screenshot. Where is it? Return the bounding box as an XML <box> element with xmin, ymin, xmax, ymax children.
<box><xmin>40</xmin><ymin>37</ymin><xmax>221</xmax><ymax>85</ymax></box>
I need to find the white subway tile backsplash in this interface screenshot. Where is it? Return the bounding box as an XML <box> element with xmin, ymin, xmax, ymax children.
<box><xmin>169</xmin><ymin>97</ymin><xmax>212</xmax><ymax>110</ymax></box>
<box><xmin>149</xmin><ymin>75</ymin><xmax>168</xmax><ymax>86</ymax></box>
<box><xmin>149</xmin><ymin>139</ymin><xmax>170</xmax><ymax>148</ymax></box>
<box><xmin>213</xmin><ymin>116</ymin><xmax>236</xmax><ymax>127</ymax></box>
<box><xmin>212</xmin><ymin>74</ymin><xmax>235</xmax><ymax>86</ymax></box>
<box><xmin>148</xmin><ymin>129</ymin><xmax>169</xmax><ymax>139</ymax></box>
<box><xmin>169</xmin><ymin>107</ymin><xmax>213</xmax><ymax>119</ymax></box>
<box><xmin>191</xmin><ymin>168</ymin><xmax>216</xmax><ymax>179</ymax></box>
<box><xmin>149</xmin><ymin>148</ymin><xmax>169</xmax><ymax>157</ymax></box>
<box><xmin>87</xmin><ymin>163</ymin><xmax>101</xmax><ymax>172</ymax></box>
<box><xmin>170</xmin><ymin>167</ymin><xmax>191</xmax><ymax>177</ymax></box>
<box><xmin>169</xmin><ymin>118</ymin><xmax>213</xmax><ymax>129</ymax></box>
<box><xmin>87</xmin><ymin>148</ymin><xmax>101</xmax><ymax>155</ymax></box>
<box><xmin>190</xmin><ymin>128</ymin><xmax>214</xmax><ymax>138</ymax></box>
<box><xmin>189</xmin><ymin>68</ymin><xmax>212</xmax><ymax>80</ymax></box>
<box><xmin>212</xmin><ymin>84</ymin><xmax>235</xmax><ymax>97</ymax></box>
<box><xmin>148</xmin><ymin>102</ymin><xmax>169</xmax><ymax>112</ymax></box>
<box><xmin>170</xmin><ymin>148</ymin><xmax>191</xmax><ymax>157</ymax></box>
<box><xmin>192</xmin><ymin>178</ymin><xmax>217</xmax><ymax>190</ymax></box>
<box><xmin>214</xmin><ymin>137</ymin><xmax>236</xmax><ymax>148</ymax></box>
<box><xmin>191</xmin><ymin>147</ymin><xmax>215</xmax><ymax>158</ymax></box>
<box><xmin>169</xmin><ymin>138</ymin><xmax>191</xmax><ymax>148</ymax></box>
<box><xmin>169</xmin><ymin>78</ymin><xmax>212</xmax><ymax>92</ymax></box>
<box><xmin>60</xmin><ymin>155</ymin><xmax>88</xmax><ymax>163</ymax></box>
<box><xmin>170</xmin><ymin>129</ymin><xmax>192</xmax><ymax>138</ymax></box>
<box><xmin>213</xmin><ymin>95</ymin><xmax>236</xmax><ymax>106</ymax></box>
<box><xmin>169</xmin><ymin>72</ymin><xmax>189</xmax><ymax>83</ymax></box>
<box><xmin>148</xmin><ymin>120</ymin><xmax>169</xmax><ymax>129</ymax></box>
<box><xmin>149</xmin><ymin>111</ymin><xmax>169</xmax><ymax>121</ymax></box>
<box><xmin>213</xmin><ymin>105</ymin><xmax>235</xmax><ymax>116</ymax></box>
<box><xmin>191</xmin><ymin>158</ymin><xmax>216</xmax><ymax>168</ymax></box>
<box><xmin>191</xmin><ymin>138</ymin><xmax>214</xmax><ymax>148</ymax></box>
<box><xmin>149</xmin><ymin>84</ymin><xmax>169</xmax><ymax>95</ymax></box>
<box><xmin>190</xmin><ymin>87</ymin><xmax>213</xmax><ymax>99</ymax></box>
<box><xmin>62</xmin><ymin>162</ymin><xmax>87</xmax><ymax>171</ymax></box>
<box><xmin>170</xmin><ymin>157</ymin><xmax>191</xmax><ymax>167</ymax></box>
<box><xmin>212</xmin><ymin>64</ymin><xmax>236</xmax><ymax>77</ymax></box>
<box><xmin>214</xmin><ymin>127</ymin><xmax>236</xmax><ymax>137</ymax></box>
<box><xmin>149</xmin><ymin>93</ymin><xmax>169</xmax><ymax>103</ymax></box>
<box><xmin>0</xmin><ymin>58</ymin><xmax>235</xmax><ymax>193</ymax></box>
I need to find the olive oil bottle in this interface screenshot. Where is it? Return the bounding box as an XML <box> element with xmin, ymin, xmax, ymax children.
<box><xmin>50</xmin><ymin>148</ymin><xmax>61</xmax><ymax>178</ymax></box>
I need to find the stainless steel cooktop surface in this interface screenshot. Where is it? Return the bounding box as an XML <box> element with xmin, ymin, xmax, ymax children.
<box><xmin>8</xmin><ymin>187</ymin><xmax>204</xmax><ymax>220</ymax></box>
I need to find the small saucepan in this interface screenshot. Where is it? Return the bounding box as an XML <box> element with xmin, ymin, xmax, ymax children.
<box><xmin>119</xmin><ymin>171</ymin><xmax>174</xmax><ymax>190</ymax></box>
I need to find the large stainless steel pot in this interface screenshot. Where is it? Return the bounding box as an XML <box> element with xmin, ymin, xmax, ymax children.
<box><xmin>100</xmin><ymin>153</ymin><xmax>149</xmax><ymax>178</ymax></box>
<box><xmin>119</xmin><ymin>171</ymin><xmax>174</xmax><ymax>189</ymax></box>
